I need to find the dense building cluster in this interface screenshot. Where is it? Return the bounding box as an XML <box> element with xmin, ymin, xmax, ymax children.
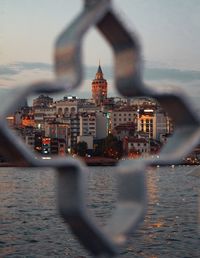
<box><xmin>6</xmin><ymin>64</ymin><xmax>174</xmax><ymax>159</ymax></box>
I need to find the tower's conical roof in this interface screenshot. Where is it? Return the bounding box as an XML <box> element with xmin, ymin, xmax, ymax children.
<box><xmin>97</xmin><ymin>64</ymin><xmax>103</xmax><ymax>74</ymax></box>
<box><xmin>95</xmin><ymin>62</ymin><xmax>104</xmax><ymax>80</ymax></box>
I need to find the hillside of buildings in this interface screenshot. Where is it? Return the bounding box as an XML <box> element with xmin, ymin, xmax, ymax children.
<box><xmin>2</xmin><ymin>64</ymin><xmax>200</xmax><ymax>165</ymax></box>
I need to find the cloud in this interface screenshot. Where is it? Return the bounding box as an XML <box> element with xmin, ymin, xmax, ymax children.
<box><xmin>0</xmin><ymin>62</ymin><xmax>111</xmax><ymax>79</ymax></box>
<box><xmin>144</xmin><ymin>67</ymin><xmax>200</xmax><ymax>82</ymax></box>
<box><xmin>0</xmin><ymin>62</ymin><xmax>53</xmax><ymax>77</ymax></box>
<box><xmin>15</xmin><ymin>62</ymin><xmax>52</xmax><ymax>71</ymax></box>
<box><xmin>1</xmin><ymin>61</ymin><xmax>200</xmax><ymax>83</ymax></box>
<box><xmin>0</xmin><ymin>65</ymin><xmax>19</xmax><ymax>76</ymax></box>
<box><xmin>0</xmin><ymin>62</ymin><xmax>54</xmax><ymax>88</ymax></box>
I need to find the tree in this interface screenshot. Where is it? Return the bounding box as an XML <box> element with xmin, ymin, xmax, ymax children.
<box><xmin>103</xmin><ymin>134</ymin><xmax>123</xmax><ymax>159</ymax></box>
<box><xmin>76</xmin><ymin>141</ymin><xmax>88</xmax><ymax>157</ymax></box>
<box><xmin>93</xmin><ymin>139</ymin><xmax>104</xmax><ymax>156</ymax></box>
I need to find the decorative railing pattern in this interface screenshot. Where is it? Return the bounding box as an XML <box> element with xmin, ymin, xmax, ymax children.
<box><xmin>0</xmin><ymin>0</ymin><xmax>200</xmax><ymax>256</ymax></box>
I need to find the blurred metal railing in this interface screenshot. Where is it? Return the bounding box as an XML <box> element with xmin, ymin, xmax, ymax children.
<box><xmin>0</xmin><ymin>0</ymin><xmax>200</xmax><ymax>256</ymax></box>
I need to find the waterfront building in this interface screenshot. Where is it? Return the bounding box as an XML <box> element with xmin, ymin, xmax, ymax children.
<box><xmin>112</xmin><ymin>122</ymin><xmax>136</xmax><ymax>140</ymax></box>
<box><xmin>123</xmin><ymin>136</ymin><xmax>150</xmax><ymax>157</ymax></box>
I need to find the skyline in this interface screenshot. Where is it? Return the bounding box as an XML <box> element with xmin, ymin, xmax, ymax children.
<box><xmin>1</xmin><ymin>62</ymin><xmax>200</xmax><ymax>107</ymax></box>
<box><xmin>1</xmin><ymin>0</ymin><xmax>200</xmax><ymax>106</ymax></box>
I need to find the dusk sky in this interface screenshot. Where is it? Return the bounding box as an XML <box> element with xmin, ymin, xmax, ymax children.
<box><xmin>1</xmin><ymin>0</ymin><xmax>200</xmax><ymax>105</ymax></box>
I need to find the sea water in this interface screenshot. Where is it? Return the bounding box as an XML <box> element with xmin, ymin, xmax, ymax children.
<box><xmin>0</xmin><ymin>166</ymin><xmax>199</xmax><ymax>257</ymax></box>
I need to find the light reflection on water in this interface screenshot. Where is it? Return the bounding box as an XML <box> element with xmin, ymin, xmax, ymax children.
<box><xmin>0</xmin><ymin>166</ymin><xmax>199</xmax><ymax>257</ymax></box>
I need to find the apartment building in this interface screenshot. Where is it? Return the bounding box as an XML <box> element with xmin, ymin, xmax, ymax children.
<box><xmin>79</xmin><ymin>113</ymin><xmax>96</xmax><ymax>137</ymax></box>
<box><xmin>110</xmin><ymin>107</ymin><xmax>137</xmax><ymax>131</ymax></box>
<box><xmin>123</xmin><ymin>136</ymin><xmax>150</xmax><ymax>157</ymax></box>
<box><xmin>55</xmin><ymin>96</ymin><xmax>78</xmax><ymax>116</ymax></box>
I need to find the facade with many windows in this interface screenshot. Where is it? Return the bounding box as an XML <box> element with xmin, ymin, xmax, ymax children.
<box><xmin>80</xmin><ymin>113</ymin><xmax>97</xmax><ymax>137</ymax></box>
<box><xmin>55</xmin><ymin>97</ymin><xmax>78</xmax><ymax>116</ymax></box>
<box><xmin>137</xmin><ymin>109</ymin><xmax>156</xmax><ymax>139</ymax></box>
<box><xmin>123</xmin><ymin>137</ymin><xmax>150</xmax><ymax>158</ymax></box>
<box><xmin>110</xmin><ymin>108</ymin><xmax>137</xmax><ymax>131</ymax></box>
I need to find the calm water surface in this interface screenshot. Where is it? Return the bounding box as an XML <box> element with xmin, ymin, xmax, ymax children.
<box><xmin>0</xmin><ymin>166</ymin><xmax>200</xmax><ymax>257</ymax></box>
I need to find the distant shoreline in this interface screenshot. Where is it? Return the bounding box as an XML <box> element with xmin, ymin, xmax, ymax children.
<box><xmin>0</xmin><ymin>159</ymin><xmax>200</xmax><ymax>167</ymax></box>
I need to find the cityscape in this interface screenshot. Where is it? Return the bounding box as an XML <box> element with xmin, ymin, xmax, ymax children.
<box><xmin>3</xmin><ymin>64</ymin><xmax>200</xmax><ymax>165</ymax></box>
<box><xmin>3</xmin><ymin>64</ymin><xmax>168</xmax><ymax>159</ymax></box>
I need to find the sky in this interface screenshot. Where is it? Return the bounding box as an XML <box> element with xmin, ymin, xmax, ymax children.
<box><xmin>1</xmin><ymin>0</ymin><xmax>200</xmax><ymax>106</ymax></box>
